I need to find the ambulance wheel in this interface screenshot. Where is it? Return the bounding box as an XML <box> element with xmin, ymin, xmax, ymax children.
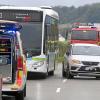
<box><xmin>16</xmin><ymin>90</ymin><xmax>24</xmax><ymax>100</ymax></box>
<box><xmin>24</xmin><ymin>84</ymin><xmax>26</xmax><ymax>97</ymax></box>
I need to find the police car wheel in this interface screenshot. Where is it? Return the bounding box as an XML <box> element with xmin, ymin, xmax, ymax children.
<box><xmin>96</xmin><ymin>76</ymin><xmax>100</xmax><ymax>79</ymax></box>
<box><xmin>66</xmin><ymin>64</ymin><xmax>73</xmax><ymax>79</ymax></box>
<box><xmin>62</xmin><ymin>63</ymin><xmax>66</xmax><ymax>77</ymax></box>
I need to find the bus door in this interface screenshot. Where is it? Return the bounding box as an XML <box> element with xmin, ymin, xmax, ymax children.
<box><xmin>48</xmin><ymin>52</ymin><xmax>55</xmax><ymax>71</ymax></box>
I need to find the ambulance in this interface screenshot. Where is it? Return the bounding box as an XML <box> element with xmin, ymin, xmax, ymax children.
<box><xmin>0</xmin><ymin>20</ymin><xmax>27</xmax><ymax>100</ymax></box>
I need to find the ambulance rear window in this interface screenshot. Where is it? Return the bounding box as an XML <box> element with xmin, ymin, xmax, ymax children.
<box><xmin>0</xmin><ymin>38</ymin><xmax>11</xmax><ymax>53</ymax></box>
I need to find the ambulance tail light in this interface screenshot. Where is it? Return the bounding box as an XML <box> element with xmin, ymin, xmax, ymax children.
<box><xmin>17</xmin><ymin>56</ymin><xmax>23</xmax><ymax>70</ymax></box>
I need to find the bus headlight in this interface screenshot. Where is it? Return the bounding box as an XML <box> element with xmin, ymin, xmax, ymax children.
<box><xmin>32</xmin><ymin>61</ymin><xmax>44</xmax><ymax>67</ymax></box>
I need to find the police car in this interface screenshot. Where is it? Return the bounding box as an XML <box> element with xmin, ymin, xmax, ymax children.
<box><xmin>0</xmin><ymin>20</ymin><xmax>27</xmax><ymax>100</ymax></box>
<box><xmin>63</xmin><ymin>43</ymin><xmax>100</xmax><ymax>79</ymax></box>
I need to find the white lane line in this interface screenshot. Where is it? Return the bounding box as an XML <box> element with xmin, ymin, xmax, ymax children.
<box><xmin>56</xmin><ymin>88</ymin><xmax>61</xmax><ymax>93</ymax></box>
<box><xmin>63</xmin><ymin>79</ymin><xmax>67</xmax><ymax>83</ymax></box>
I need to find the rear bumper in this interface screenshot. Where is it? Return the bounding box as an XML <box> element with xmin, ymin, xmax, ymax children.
<box><xmin>2</xmin><ymin>88</ymin><xmax>21</xmax><ymax>92</ymax></box>
<box><xmin>2</xmin><ymin>83</ymin><xmax>24</xmax><ymax>92</ymax></box>
<box><xmin>2</xmin><ymin>90</ymin><xmax>22</xmax><ymax>99</ymax></box>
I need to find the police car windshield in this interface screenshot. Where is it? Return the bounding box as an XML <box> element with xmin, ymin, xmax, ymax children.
<box><xmin>72</xmin><ymin>46</ymin><xmax>100</xmax><ymax>56</ymax></box>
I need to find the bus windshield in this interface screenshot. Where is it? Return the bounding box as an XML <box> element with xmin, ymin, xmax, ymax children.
<box><xmin>0</xmin><ymin>10</ymin><xmax>43</xmax><ymax>57</ymax></box>
<box><xmin>20</xmin><ymin>22</ymin><xmax>42</xmax><ymax>57</ymax></box>
<box><xmin>71</xmin><ymin>30</ymin><xmax>97</xmax><ymax>40</ymax></box>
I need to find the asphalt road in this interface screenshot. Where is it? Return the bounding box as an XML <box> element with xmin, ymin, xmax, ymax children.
<box><xmin>25</xmin><ymin>63</ymin><xmax>100</xmax><ymax>100</ymax></box>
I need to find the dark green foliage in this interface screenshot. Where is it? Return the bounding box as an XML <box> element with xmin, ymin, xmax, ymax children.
<box><xmin>56</xmin><ymin>41</ymin><xmax>70</xmax><ymax>62</ymax></box>
<box><xmin>53</xmin><ymin>3</ymin><xmax>100</xmax><ymax>24</ymax></box>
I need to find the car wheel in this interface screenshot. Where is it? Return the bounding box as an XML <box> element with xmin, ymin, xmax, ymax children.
<box><xmin>16</xmin><ymin>90</ymin><xmax>24</xmax><ymax>100</ymax></box>
<box><xmin>49</xmin><ymin>70</ymin><xmax>54</xmax><ymax>76</ymax></box>
<box><xmin>66</xmin><ymin>64</ymin><xmax>73</xmax><ymax>79</ymax></box>
<box><xmin>62</xmin><ymin>62</ymin><xmax>66</xmax><ymax>77</ymax></box>
<box><xmin>43</xmin><ymin>69</ymin><xmax>48</xmax><ymax>78</ymax></box>
<box><xmin>96</xmin><ymin>76</ymin><xmax>100</xmax><ymax>79</ymax></box>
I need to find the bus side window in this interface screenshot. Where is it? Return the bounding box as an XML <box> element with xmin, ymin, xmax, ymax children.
<box><xmin>43</xmin><ymin>25</ymin><xmax>48</xmax><ymax>54</ymax></box>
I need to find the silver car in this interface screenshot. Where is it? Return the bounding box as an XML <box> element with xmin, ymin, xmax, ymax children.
<box><xmin>63</xmin><ymin>43</ymin><xmax>100</xmax><ymax>79</ymax></box>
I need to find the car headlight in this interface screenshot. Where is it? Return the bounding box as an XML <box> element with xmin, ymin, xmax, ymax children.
<box><xmin>32</xmin><ymin>61</ymin><xmax>44</xmax><ymax>67</ymax></box>
<box><xmin>70</xmin><ymin>59</ymin><xmax>81</xmax><ymax>64</ymax></box>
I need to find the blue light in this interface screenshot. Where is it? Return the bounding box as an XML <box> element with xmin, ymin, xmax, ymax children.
<box><xmin>5</xmin><ymin>30</ymin><xmax>16</xmax><ymax>34</ymax></box>
<box><xmin>0</xmin><ymin>23</ymin><xmax>22</xmax><ymax>32</ymax></box>
<box><xmin>7</xmin><ymin>30</ymin><xmax>16</xmax><ymax>33</ymax></box>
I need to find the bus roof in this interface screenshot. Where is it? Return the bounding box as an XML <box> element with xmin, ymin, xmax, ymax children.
<box><xmin>0</xmin><ymin>6</ymin><xmax>59</xmax><ymax>20</ymax></box>
<box><xmin>0</xmin><ymin>6</ymin><xmax>43</xmax><ymax>11</ymax></box>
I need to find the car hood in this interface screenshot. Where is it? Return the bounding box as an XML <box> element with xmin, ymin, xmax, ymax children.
<box><xmin>71</xmin><ymin>55</ymin><xmax>100</xmax><ymax>62</ymax></box>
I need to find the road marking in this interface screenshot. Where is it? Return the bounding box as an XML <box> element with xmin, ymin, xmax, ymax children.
<box><xmin>56</xmin><ymin>88</ymin><xmax>61</xmax><ymax>93</ymax></box>
<box><xmin>63</xmin><ymin>79</ymin><xmax>67</xmax><ymax>83</ymax></box>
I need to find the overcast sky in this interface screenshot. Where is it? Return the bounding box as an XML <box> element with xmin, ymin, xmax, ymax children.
<box><xmin>1</xmin><ymin>0</ymin><xmax>100</xmax><ymax>7</ymax></box>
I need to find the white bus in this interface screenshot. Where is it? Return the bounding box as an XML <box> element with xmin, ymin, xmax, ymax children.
<box><xmin>0</xmin><ymin>6</ymin><xmax>59</xmax><ymax>78</ymax></box>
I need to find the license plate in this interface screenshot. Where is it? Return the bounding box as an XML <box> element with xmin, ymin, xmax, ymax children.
<box><xmin>85</xmin><ymin>66</ymin><xmax>97</xmax><ymax>71</ymax></box>
<box><xmin>85</xmin><ymin>67</ymin><xmax>93</xmax><ymax>71</ymax></box>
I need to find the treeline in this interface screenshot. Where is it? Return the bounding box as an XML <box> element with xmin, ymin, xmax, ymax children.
<box><xmin>53</xmin><ymin>3</ymin><xmax>100</xmax><ymax>24</ymax></box>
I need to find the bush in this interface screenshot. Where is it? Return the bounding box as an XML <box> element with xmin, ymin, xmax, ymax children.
<box><xmin>56</xmin><ymin>41</ymin><xmax>70</xmax><ymax>62</ymax></box>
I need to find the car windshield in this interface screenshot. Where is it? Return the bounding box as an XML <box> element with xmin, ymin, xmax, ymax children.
<box><xmin>72</xmin><ymin>45</ymin><xmax>100</xmax><ymax>56</ymax></box>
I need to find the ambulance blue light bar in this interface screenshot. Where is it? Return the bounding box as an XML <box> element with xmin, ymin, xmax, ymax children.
<box><xmin>0</xmin><ymin>20</ymin><xmax>22</xmax><ymax>31</ymax></box>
